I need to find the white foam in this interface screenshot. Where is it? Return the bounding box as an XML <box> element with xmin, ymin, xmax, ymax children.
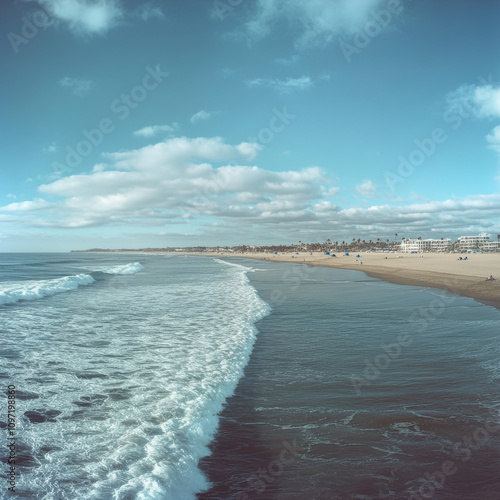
<box><xmin>99</xmin><ymin>262</ymin><xmax>144</xmax><ymax>275</ymax></box>
<box><xmin>5</xmin><ymin>257</ymin><xmax>270</xmax><ymax>499</ymax></box>
<box><xmin>213</xmin><ymin>258</ymin><xmax>258</xmax><ymax>272</ymax></box>
<box><xmin>0</xmin><ymin>274</ymin><xmax>95</xmax><ymax>305</ymax></box>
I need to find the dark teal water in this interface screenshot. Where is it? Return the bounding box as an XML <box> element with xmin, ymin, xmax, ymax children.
<box><xmin>2</xmin><ymin>254</ymin><xmax>499</xmax><ymax>499</ymax></box>
<box><xmin>199</xmin><ymin>258</ymin><xmax>500</xmax><ymax>500</ymax></box>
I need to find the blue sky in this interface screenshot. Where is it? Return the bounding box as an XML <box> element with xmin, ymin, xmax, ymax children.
<box><xmin>1</xmin><ymin>0</ymin><xmax>500</xmax><ymax>251</ymax></box>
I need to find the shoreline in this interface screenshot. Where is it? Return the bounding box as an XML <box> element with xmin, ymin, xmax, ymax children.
<box><xmin>73</xmin><ymin>249</ymin><xmax>500</xmax><ymax>310</ymax></box>
<box><xmin>187</xmin><ymin>251</ymin><xmax>500</xmax><ymax>310</ymax></box>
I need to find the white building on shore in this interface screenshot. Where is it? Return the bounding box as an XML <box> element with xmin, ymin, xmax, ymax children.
<box><xmin>480</xmin><ymin>241</ymin><xmax>500</xmax><ymax>252</ymax></box>
<box><xmin>457</xmin><ymin>233</ymin><xmax>491</xmax><ymax>251</ymax></box>
<box><xmin>399</xmin><ymin>233</ymin><xmax>499</xmax><ymax>253</ymax></box>
<box><xmin>399</xmin><ymin>238</ymin><xmax>452</xmax><ymax>253</ymax></box>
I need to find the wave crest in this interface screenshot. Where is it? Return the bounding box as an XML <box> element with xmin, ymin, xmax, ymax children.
<box><xmin>101</xmin><ymin>262</ymin><xmax>144</xmax><ymax>275</ymax></box>
<box><xmin>0</xmin><ymin>274</ymin><xmax>95</xmax><ymax>306</ymax></box>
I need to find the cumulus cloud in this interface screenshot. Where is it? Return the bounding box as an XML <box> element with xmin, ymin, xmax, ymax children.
<box><xmin>2</xmin><ymin>138</ymin><xmax>324</xmax><ymax>227</ymax></box>
<box><xmin>446</xmin><ymin>80</ymin><xmax>500</xmax><ymax>159</ymax></box>
<box><xmin>446</xmin><ymin>81</ymin><xmax>500</xmax><ymax>120</ymax></box>
<box><xmin>486</xmin><ymin>125</ymin><xmax>500</xmax><ymax>153</ymax></box>
<box><xmin>245</xmin><ymin>0</ymin><xmax>392</xmax><ymax>48</ymax></box>
<box><xmin>59</xmin><ymin>77</ymin><xmax>94</xmax><ymax>96</ymax></box>
<box><xmin>356</xmin><ymin>179</ymin><xmax>377</xmax><ymax>197</ymax></box>
<box><xmin>36</xmin><ymin>0</ymin><xmax>124</xmax><ymax>35</ymax></box>
<box><xmin>190</xmin><ymin>110</ymin><xmax>212</xmax><ymax>123</ymax></box>
<box><xmin>247</xmin><ymin>75</ymin><xmax>313</xmax><ymax>94</ymax></box>
<box><xmin>133</xmin><ymin>124</ymin><xmax>178</xmax><ymax>137</ymax></box>
<box><xmin>2</xmin><ymin>136</ymin><xmax>499</xmax><ymax>241</ymax></box>
<box><xmin>0</xmin><ymin>137</ymin><xmax>327</xmax><ymax>229</ymax></box>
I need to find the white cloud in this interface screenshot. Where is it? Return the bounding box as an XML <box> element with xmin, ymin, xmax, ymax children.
<box><xmin>356</xmin><ymin>179</ymin><xmax>377</xmax><ymax>197</ymax></box>
<box><xmin>247</xmin><ymin>75</ymin><xmax>313</xmax><ymax>94</ymax></box>
<box><xmin>446</xmin><ymin>82</ymin><xmax>500</xmax><ymax>120</ymax></box>
<box><xmin>190</xmin><ymin>110</ymin><xmax>212</xmax><ymax>123</ymax></box>
<box><xmin>446</xmin><ymin>81</ymin><xmax>500</xmax><ymax>158</ymax></box>
<box><xmin>2</xmin><ymin>136</ymin><xmax>500</xmax><ymax>241</ymax></box>
<box><xmin>7</xmin><ymin>194</ymin><xmax>17</xmax><ymax>199</ymax></box>
<box><xmin>36</xmin><ymin>0</ymin><xmax>124</xmax><ymax>35</ymax></box>
<box><xmin>2</xmin><ymin>199</ymin><xmax>52</xmax><ymax>212</ymax></box>
<box><xmin>1</xmin><ymin>137</ymin><xmax>328</xmax><ymax>229</ymax></box>
<box><xmin>245</xmin><ymin>0</ymin><xmax>392</xmax><ymax>48</ymax></box>
<box><xmin>133</xmin><ymin>124</ymin><xmax>178</xmax><ymax>137</ymax></box>
<box><xmin>486</xmin><ymin>125</ymin><xmax>500</xmax><ymax>153</ymax></box>
<box><xmin>59</xmin><ymin>77</ymin><xmax>94</xmax><ymax>96</ymax></box>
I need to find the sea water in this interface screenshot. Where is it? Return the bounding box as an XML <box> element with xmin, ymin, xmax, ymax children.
<box><xmin>199</xmin><ymin>258</ymin><xmax>500</xmax><ymax>500</ymax></box>
<box><xmin>0</xmin><ymin>254</ymin><xmax>268</xmax><ymax>499</ymax></box>
<box><xmin>1</xmin><ymin>254</ymin><xmax>500</xmax><ymax>500</ymax></box>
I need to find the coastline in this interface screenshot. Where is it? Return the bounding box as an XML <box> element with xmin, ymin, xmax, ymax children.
<box><xmin>196</xmin><ymin>255</ymin><xmax>500</xmax><ymax>499</ymax></box>
<box><xmin>188</xmin><ymin>251</ymin><xmax>500</xmax><ymax>310</ymax></box>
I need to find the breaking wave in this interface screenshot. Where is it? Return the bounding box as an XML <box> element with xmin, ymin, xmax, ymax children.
<box><xmin>0</xmin><ymin>274</ymin><xmax>95</xmax><ymax>306</ymax></box>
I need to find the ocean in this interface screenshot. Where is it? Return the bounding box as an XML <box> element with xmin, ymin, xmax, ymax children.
<box><xmin>1</xmin><ymin>254</ymin><xmax>500</xmax><ymax>500</ymax></box>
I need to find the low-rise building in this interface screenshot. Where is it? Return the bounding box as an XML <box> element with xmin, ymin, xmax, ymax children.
<box><xmin>480</xmin><ymin>241</ymin><xmax>500</xmax><ymax>252</ymax></box>
<box><xmin>457</xmin><ymin>233</ymin><xmax>490</xmax><ymax>251</ymax></box>
<box><xmin>429</xmin><ymin>238</ymin><xmax>452</xmax><ymax>252</ymax></box>
<box><xmin>399</xmin><ymin>238</ymin><xmax>451</xmax><ymax>253</ymax></box>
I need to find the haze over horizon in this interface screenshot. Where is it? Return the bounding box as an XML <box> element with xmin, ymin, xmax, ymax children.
<box><xmin>1</xmin><ymin>0</ymin><xmax>500</xmax><ymax>252</ymax></box>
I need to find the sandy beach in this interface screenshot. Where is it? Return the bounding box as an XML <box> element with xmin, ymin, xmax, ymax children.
<box><xmin>188</xmin><ymin>251</ymin><xmax>500</xmax><ymax>309</ymax></box>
